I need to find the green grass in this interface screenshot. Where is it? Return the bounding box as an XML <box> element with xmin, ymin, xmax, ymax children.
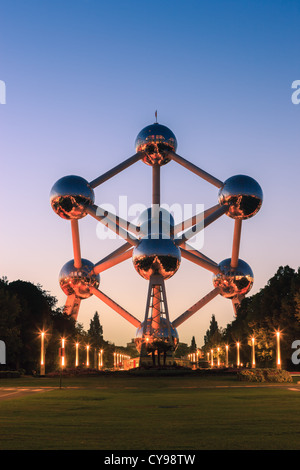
<box><xmin>1</xmin><ymin>374</ymin><xmax>300</xmax><ymax>450</ymax></box>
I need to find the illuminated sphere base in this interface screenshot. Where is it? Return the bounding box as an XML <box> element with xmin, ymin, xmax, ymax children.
<box><xmin>135</xmin><ymin>318</ymin><xmax>179</xmax><ymax>353</ymax></box>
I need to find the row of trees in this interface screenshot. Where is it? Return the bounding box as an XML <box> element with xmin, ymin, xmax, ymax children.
<box><xmin>1</xmin><ymin>265</ymin><xmax>300</xmax><ymax>372</ymax></box>
<box><xmin>202</xmin><ymin>266</ymin><xmax>300</xmax><ymax>370</ymax></box>
<box><xmin>0</xmin><ymin>277</ymin><xmax>121</xmax><ymax>372</ymax></box>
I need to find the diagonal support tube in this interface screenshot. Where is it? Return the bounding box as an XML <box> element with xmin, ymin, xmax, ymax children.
<box><xmin>167</xmin><ymin>151</ymin><xmax>223</xmax><ymax>188</ymax></box>
<box><xmin>180</xmin><ymin>241</ymin><xmax>219</xmax><ymax>267</ymax></box>
<box><xmin>92</xmin><ymin>247</ymin><xmax>133</xmax><ymax>275</ymax></box>
<box><xmin>172</xmin><ymin>287</ymin><xmax>220</xmax><ymax>328</ymax></box>
<box><xmin>175</xmin><ymin>204</ymin><xmax>228</xmax><ymax>246</ymax></box>
<box><xmin>90</xmin><ymin>286</ymin><xmax>141</xmax><ymax>328</ymax></box>
<box><xmin>174</xmin><ymin>204</ymin><xmax>221</xmax><ymax>236</ymax></box>
<box><xmin>90</xmin><ymin>205</ymin><xmax>140</xmax><ymax>237</ymax></box>
<box><xmin>86</xmin><ymin>204</ymin><xmax>139</xmax><ymax>246</ymax></box>
<box><xmin>180</xmin><ymin>248</ymin><xmax>221</xmax><ymax>274</ymax></box>
<box><xmin>89</xmin><ymin>152</ymin><xmax>144</xmax><ymax>188</ymax></box>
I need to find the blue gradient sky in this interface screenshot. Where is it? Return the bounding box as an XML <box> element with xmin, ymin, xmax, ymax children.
<box><xmin>1</xmin><ymin>0</ymin><xmax>299</xmax><ymax>347</ymax></box>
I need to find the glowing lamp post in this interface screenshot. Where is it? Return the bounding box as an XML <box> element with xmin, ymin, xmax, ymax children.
<box><xmin>217</xmin><ymin>347</ymin><xmax>220</xmax><ymax>368</ymax></box>
<box><xmin>61</xmin><ymin>338</ymin><xmax>65</xmax><ymax>367</ymax></box>
<box><xmin>211</xmin><ymin>349</ymin><xmax>214</xmax><ymax>368</ymax></box>
<box><xmin>276</xmin><ymin>331</ymin><xmax>281</xmax><ymax>369</ymax></box>
<box><xmin>225</xmin><ymin>344</ymin><xmax>229</xmax><ymax>368</ymax></box>
<box><xmin>86</xmin><ymin>345</ymin><xmax>90</xmax><ymax>367</ymax></box>
<box><xmin>98</xmin><ymin>349</ymin><xmax>103</xmax><ymax>370</ymax></box>
<box><xmin>75</xmin><ymin>342</ymin><xmax>79</xmax><ymax>367</ymax></box>
<box><xmin>251</xmin><ymin>337</ymin><xmax>256</xmax><ymax>368</ymax></box>
<box><xmin>40</xmin><ymin>331</ymin><xmax>45</xmax><ymax>375</ymax></box>
<box><xmin>236</xmin><ymin>342</ymin><xmax>240</xmax><ymax>368</ymax></box>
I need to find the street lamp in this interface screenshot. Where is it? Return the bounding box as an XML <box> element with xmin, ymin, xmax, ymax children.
<box><xmin>225</xmin><ymin>344</ymin><xmax>229</xmax><ymax>368</ymax></box>
<box><xmin>75</xmin><ymin>342</ymin><xmax>79</xmax><ymax>367</ymax></box>
<box><xmin>276</xmin><ymin>331</ymin><xmax>281</xmax><ymax>369</ymax></box>
<box><xmin>236</xmin><ymin>342</ymin><xmax>240</xmax><ymax>368</ymax></box>
<box><xmin>98</xmin><ymin>349</ymin><xmax>103</xmax><ymax>370</ymax></box>
<box><xmin>251</xmin><ymin>336</ymin><xmax>256</xmax><ymax>368</ymax></box>
<box><xmin>86</xmin><ymin>345</ymin><xmax>90</xmax><ymax>367</ymax></box>
<box><xmin>61</xmin><ymin>338</ymin><xmax>65</xmax><ymax>367</ymax></box>
<box><xmin>211</xmin><ymin>349</ymin><xmax>214</xmax><ymax>368</ymax></box>
<box><xmin>40</xmin><ymin>331</ymin><xmax>45</xmax><ymax>375</ymax></box>
<box><xmin>217</xmin><ymin>347</ymin><xmax>220</xmax><ymax>368</ymax></box>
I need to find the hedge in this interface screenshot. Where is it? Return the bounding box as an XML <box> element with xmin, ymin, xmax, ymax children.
<box><xmin>237</xmin><ymin>368</ymin><xmax>292</xmax><ymax>383</ymax></box>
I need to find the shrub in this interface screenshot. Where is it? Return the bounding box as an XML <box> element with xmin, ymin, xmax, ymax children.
<box><xmin>237</xmin><ymin>368</ymin><xmax>292</xmax><ymax>383</ymax></box>
<box><xmin>0</xmin><ymin>370</ymin><xmax>21</xmax><ymax>379</ymax></box>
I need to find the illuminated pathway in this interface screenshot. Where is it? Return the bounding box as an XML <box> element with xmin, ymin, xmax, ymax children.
<box><xmin>0</xmin><ymin>387</ymin><xmax>55</xmax><ymax>401</ymax></box>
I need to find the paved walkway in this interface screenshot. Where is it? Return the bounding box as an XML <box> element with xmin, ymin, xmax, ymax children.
<box><xmin>0</xmin><ymin>387</ymin><xmax>55</xmax><ymax>401</ymax></box>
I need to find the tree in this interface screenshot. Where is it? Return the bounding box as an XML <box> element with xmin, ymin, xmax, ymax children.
<box><xmin>88</xmin><ymin>312</ymin><xmax>103</xmax><ymax>349</ymax></box>
<box><xmin>221</xmin><ymin>266</ymin><xmax>300</xmax><ymax>369</ymax></box>
<box><xmin>189</xmin><ymin>336</ymin><xmax>197</xmax><ymax>352</ymax></box>
<box><xmin>0</xmin><ymin>279</ymin><xmax>22</xmax><ymax>367</ymax></box>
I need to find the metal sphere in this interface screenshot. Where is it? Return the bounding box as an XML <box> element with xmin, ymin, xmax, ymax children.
<box><xmin>132</xmin><ymin>237</ymin><xmax>181</xmax><ymax>280</ymax></box>
<box><xmin>212</xmin><ymin>258</ymin><xmax>254</xmax><ymax>299</ymax></box>
<box><xmin>135</xmin><ymin>318</ymin><xmax>179</xmax><ymax>353</ymax></box>
<box><xmin>137</xmin><ymin>207</ymin><xmax>175</xmax><ymax>239</ymax></box>
<box><xmin>50</xmin><ymin>175</ymin><xmax>95</xmax><ymax>220</ymax></box>
<box><xmin>59</xmin><ymin>259</ymin><xmax>100</xmax><ymax>299</ymax></box>
<box><xmin>135</xmin><ymin>122</ymin><xmax>177</xmax><ymax>166</ymax></box>
<box><xmin>218</xmin><ymin>175</ymin><xmax>263</xmax><ymax>220</ymax></box>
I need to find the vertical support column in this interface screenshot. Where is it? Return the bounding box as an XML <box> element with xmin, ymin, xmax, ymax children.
<box><xmin>139</xmin><ymin>274</ymin><xmax>174</xmax><ymax>368</ymax></box>
<box><xmin>152</xmin><ymin>163</ymin><xmax>160</xmax><ymax>206</ymax></box>
<box><xmin>231</xmin><ymin>219</ymin><xmax>242</xmax><ymax>269</ymax></box>
<box><xmin>151</xmin><ymin>286</ymin><xmax>161</xmax><ymax>332</ymax></box>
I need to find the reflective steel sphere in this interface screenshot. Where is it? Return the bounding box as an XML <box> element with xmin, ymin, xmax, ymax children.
<box><xmin>135</xmin><ymin>318</ymin><xmax>179</xmax><ymax>353</ymax></box>
<box><xmin>132</xmin><ymin>237</ymin><xmax>181</xmax><ymax>280</ymax></box>
<box><xmin>50</xmin><ymin>175</ymin><xmax>95</xmax><ymax>220</ymax></box>
<box><xmin>213</xmin><ymin>258</ymin><xmax>254</xmax><ymax>299</ymax></box>
<box><xmin>135</xmin><ymin>123</ymin><xmax>177</xmax><ymax>165</ymax></box>
<box><xmin>137</xmin><ymin>207</ymin><xmax>175</xmax><ymax>239</ymax></box>
<box><xmin>59</xmin><ymin>259</ymin><xmax>100</xmax><ymax>299</ymax></box>
<box><xmin>218</xmin><ymin>175</ymin><xmax>263</xmax><ymax>219</ymax></box>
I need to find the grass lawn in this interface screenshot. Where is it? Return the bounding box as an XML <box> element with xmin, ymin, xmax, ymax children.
<box><xmin>1</xmin><ymin>373</ymin><xmax>300</xmax><ymax>450</ymax></box>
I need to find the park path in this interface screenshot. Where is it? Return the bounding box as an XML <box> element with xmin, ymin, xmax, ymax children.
<box><xmin>0</xmin><ymin>387</ymin><xmax>55</xmax><ymax>401</ymax></box>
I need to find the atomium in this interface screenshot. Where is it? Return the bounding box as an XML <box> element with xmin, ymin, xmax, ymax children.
<box><xmin>50</xmin><ymin>116</ymin><xmax>263</xmax><ymax>367</ymax></box>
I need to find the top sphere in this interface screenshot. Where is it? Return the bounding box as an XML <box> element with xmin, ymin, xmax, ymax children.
<box><xmin>135</xmin><ymin>123</ymin><xmax>177</xmax><ymax>166</ymax></box>
<box><xmin>50</xmin><ymin>175</ymin><xmax>95</xmax><ymax>220</ymax></box>
<box><xmin>218</xmin><ymin>175</ymin><xmax>263</xmax><ymax>220</ymax></box>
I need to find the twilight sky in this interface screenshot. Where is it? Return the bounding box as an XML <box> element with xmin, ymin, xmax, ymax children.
<box><xmin>1</xmin><ymin>0</ymin><xmax>299</xmax><ymax>347</ymax></box>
